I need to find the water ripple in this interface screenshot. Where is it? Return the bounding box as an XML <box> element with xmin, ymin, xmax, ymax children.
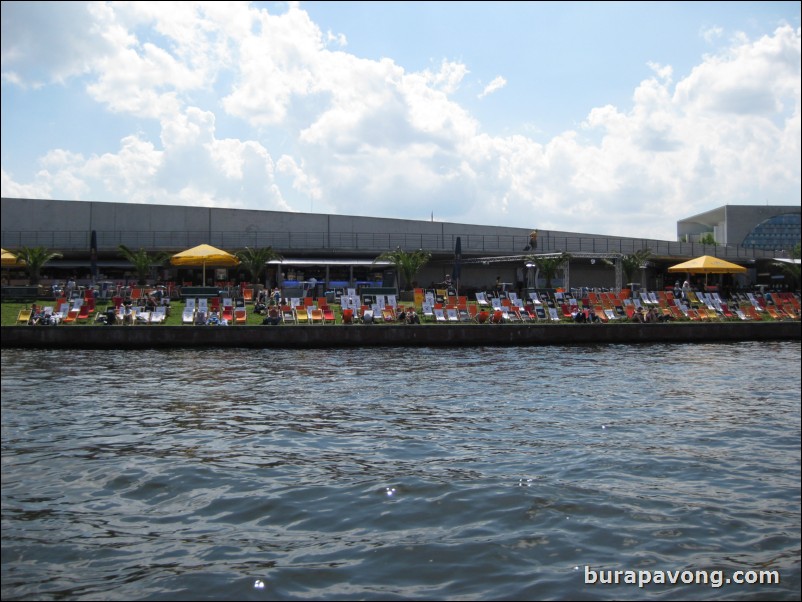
<box><xmin>2</xmin><ymin>342</ymin><xmax>800</xmax><ymax>600</ymax></box>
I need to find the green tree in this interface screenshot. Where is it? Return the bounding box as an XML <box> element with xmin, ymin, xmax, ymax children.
<box><xmin>12</xmin><ymin>246</ymin><xmax>63</xmax><ymax>285</ymax></box>
<box><xmin>773</xmin><ymin>242</ymin><xmax>801</xmax><ymax>290</ymax></box>
<box><xmin>700</xmin><ymin>232</ymin><xmax>716</xmax><ymax>245</ymax></box>
<box><xmin>526</xmin><ymin>252</ymin><xmax>571</xmax><ymax>289</ymax></box>
<box><xmin>118</xmin><ymin>245</ymin><xmax>169</xmax><ymax>285</ymax></box>
<box><xmin>620</xmin><ymin>249</ymin><xmax>653</xmax><ymax>284</ymax></box>
<box><xmin>374</xmin><ymin>248</ymin><xmax>432</xmax><ymax>291</ymax></box>
<box><xmin>235</xmin><ymin>246</ymin><xmax>283</xmax><ymax>286</ymax></box>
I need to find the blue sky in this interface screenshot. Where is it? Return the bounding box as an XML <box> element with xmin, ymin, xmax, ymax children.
<box><xmin>2</xmin><ymin>1</ymin><xmax>800</xmax><ymax>241</ymax></box>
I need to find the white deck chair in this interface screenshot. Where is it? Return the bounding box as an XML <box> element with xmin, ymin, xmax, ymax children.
<box><xmin>54</xmin><ymin>302</ymin><xmax>70</xmax><ymax>323</ymax></box>
<box><xmin>150</xmin><ymin>306</ymin><xmax>167</xmax><ymax>323</ymax></box>
<box><xmin>182</xmin><ymin>298</ymin><xmax>196</xmax><ymax>324</ymax></box>
<box><xmin>434</xmin><ymin>307</ymin><xmax>447</xmax><ymax>322</ymax></box>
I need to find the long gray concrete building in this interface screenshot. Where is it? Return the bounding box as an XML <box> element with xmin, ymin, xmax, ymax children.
<box><xmin>1</xmin><ymin>197</ymin><xmax>796</xmax><ymax>293</ymax></box>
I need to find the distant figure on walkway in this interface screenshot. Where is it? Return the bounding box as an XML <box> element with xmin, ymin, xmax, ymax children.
<box><xmin>523</xmin><ymin>229</ymin><xmax>538</xmax><ymax>251</ymax></box>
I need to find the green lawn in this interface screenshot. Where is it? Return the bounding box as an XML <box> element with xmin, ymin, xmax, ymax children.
<box><xmin>0</xmin><ymin>299</ymin><xmax>385</xmax><ymax>326</ymax></box>
<box><xmin>1</xmin><ymin>299</ymin><xmax>278</xmax><ymax>326</ymax></box>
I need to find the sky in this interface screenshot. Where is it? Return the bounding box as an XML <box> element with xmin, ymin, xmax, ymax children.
<box><xmin>1</xmin><ymin>1</ymin><xmax>800</xmax><ymax>241</ymax></box>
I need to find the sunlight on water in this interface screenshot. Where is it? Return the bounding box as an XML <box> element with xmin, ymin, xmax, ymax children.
<box><xmin>2</xmin><ymin>342</ymin><xmax>800</xmax><ymax>601</ymax></box>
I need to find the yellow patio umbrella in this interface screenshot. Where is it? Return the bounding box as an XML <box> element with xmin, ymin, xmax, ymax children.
<box><xmin>170</xmin><ymin>244</ymin><xmax>240</xmax><ymax>284</ymax></box>
<box><xmin>1</xmin><ymin>248</ymin><xmax>24</xmax><ymax>267</ymax></box>
<box><xmin>667</xmin><ymin>255</ymin><xmax>746</xmax><ymax>285</ymax></box>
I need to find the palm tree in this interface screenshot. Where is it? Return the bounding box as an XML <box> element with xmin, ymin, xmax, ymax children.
<box><xmin>526</xmin><ymin>252</ymin><xmax>571</xmax><ymax>289</ymax></box>
<box><xmin>118</xmin><ymin>245</ymin><xmax>170</xmax><ymax>285</ymax></box>
<box><xmin>13</xmin><ymin>246</ymin><xmax>63</xmax><ymax>285</ymax></box>
<box><xmin>621</xmin><ymin>249</ymin><xmax>653</xmax><ymax>285</ymax></box>
<box><xmin>374</xmin><ymin>248</ymin><xmax>432</xmax><ymax>291</ymax></box>
<box><xmin>235</xmin><ymin>246</ymin><xmax>283</xmax><ymax>287</ymax></box>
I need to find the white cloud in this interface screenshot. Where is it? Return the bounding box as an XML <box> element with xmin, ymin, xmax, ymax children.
<box><xmin>0</xmin><ymin>2</ymin><xmax>111</xmax><ymax>86</ymax></box>
<box><xmin>478</xmin><ymin>75</ymin><xmax>507</xmax><ymax>99</ymax></box>
<box><xmin>701</xmin><ymin>26</ymin><xmax>724</xmax><ymax>45</ymax></box>
<box><xmin>1</xmin><ymin>4</ymin><xmax>799</xmax><ymax>241</ymax></box>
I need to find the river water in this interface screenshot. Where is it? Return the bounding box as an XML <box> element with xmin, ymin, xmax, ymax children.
<box><xmin>1</xmin><ymin>342</ymin><xmax>800</xmax><ymax>601</ymax></box>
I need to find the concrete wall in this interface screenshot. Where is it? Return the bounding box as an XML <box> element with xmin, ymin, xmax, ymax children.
<box><xmin>2</xmin><ymin>197</ymin><xmax>533</xmax><ymax>240</ymax></box>
<box><xmin>2</xmin><ymin>322</ymin><xmax>799</xmax><ymax>349</ymax></box>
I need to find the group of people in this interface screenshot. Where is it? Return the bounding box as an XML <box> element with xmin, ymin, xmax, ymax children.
<box><xmin>26</xmin><ymin>304</ymin><xmax>58</xmax><ymax>326</ymax></box>
<box><xmin>255</xmin><ymin>288</ymin><xmax>283</xmax><ymax>315</ymax></box>
<box><xmin>631</xmin><ymin>306</ymin><xmax>674</xmax><ymax>323</ymax></box>
<box><xmin>192</xmin><ymin>310</ymin><xmax>228</xmax><ymax>326</ymax></box>
<box><xmin>396</xmin><ymin>308</ymin><xmax>421</xmax><ymax>324</ymax></box>
<box><xmin>572</xmin><ymin>307</ymin><xmax>602</xmax><ymax>323</ymax></box>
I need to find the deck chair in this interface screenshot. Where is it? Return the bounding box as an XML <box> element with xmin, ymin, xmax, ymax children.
<box><xmin>281</xmin><ymin>305</ymin><xmax>296</xmax><ymax>323</ymax></box>
<box><xmin>458</xmin><ymin>307</ymin><xmax>472</xmax><ymax>322</ymax></box>
<box><xmin>42</xmin><ymin>306</ymin><xmax>55</xmax><ymax>324</ymax></box>
<box><xmin>669</xmin><ymin>305</ymin><xmax>685</xmax><ymax>320</ymax></box>
<box><xmin>222</xmin><ymin>305</ymin><xmax>234</xmax><ymax>323</ymax></box>
<box><xmin>76</xmin><ymin>304</ymin><xmax>92</xmax><ymax>323</ymax></box>
<box><xmin>686</xmin><ymin>309</ymin><xmax>703</xmax><ymax>321</ymax></box>
<box><xmin>719</xmin><ymin>303</ymin><xmax>735</xmax><ymax>320</ymax></box>
<box><xmin>310</xmin><ymin>308</ymin><xmax>324</xmax><ymax>324</ymax></box>
<box><xmin>321</xmin><ymin>305</ymin><xmax>336</xmax><ymax>324</ymax></box>
<box><xmin>744</xmin><ymin>305</ymin><xmax>763</xmax><ymax>321</ymax></box>
<box><xmin>62</xmin><ymin>307</ymin><xmax>82</xmax><ymax>324</ymax></box>
<box><xmin>234</xmin><ymin>307</ymin><xmax>247</xmax><ymax>324</ymax></box>
<box><xmin>507</xmin><ymin>305</ymin><xmax>524</xmax><ymax>322</ymax></box>
<box><xmin>434</xmin><ymin>307</ymin><xmax>447</xmax><ymax>322</ymax></box>
<box><xmin>446</xmin><ymin>307</ymin><xmax>459</xmax><ymax>322</ymax></box>
<box><xmin>182</xmin><ymin>299</ymin><xmax>196</xmax><ymax>324</ymax></box>
<box><xmin>295</xmin><ymin>305</ymin><xmax>309</xmax><ymax>324</ymax></box>
<box><xmin>243</xmin><ymin>288</ymin><xmax>254</xmax><ymax>303</ymax></box>
<box><xmin>150</xmin><ymin>306</ymin><xmax>167</xmax><ymax>323</ymax></box>
<box><xmin>53</xmin><ymin>302</ymin><xmax>70</xmax><ymax>322</ymax></box>
<box><xmin>17</xmin><ymin>308</ymin><xmax>32</xmax><ymax>324</ymax></box>
<box><xmin>475</xmin><ymin>292</ymin><xmax>490</xmax><ymax>307</ymax></box>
